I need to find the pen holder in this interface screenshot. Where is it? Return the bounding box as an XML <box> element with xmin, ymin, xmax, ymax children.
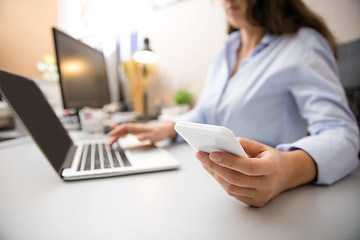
<box><xmin>79</xmin><ymin>107</ymin><xmax>105</xmax><ymax>136</ymax></box>
<box><xmin>131</xmin><ymin>80</ymin><xmax>145</xmax><ymax>115</ymax></box>
<box><xmin>122</xmin><ymin>59</ymin><xmax>157</xmax><ymax>116</ymax></box>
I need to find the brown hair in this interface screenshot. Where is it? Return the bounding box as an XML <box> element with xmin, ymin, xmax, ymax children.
<box><xmin>228</xmin><ymin>0</ymin><xmax>338</xmax><ymax>58</ymax></box>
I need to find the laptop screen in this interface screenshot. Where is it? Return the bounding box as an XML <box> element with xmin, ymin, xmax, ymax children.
<box><xmin>0</xmin><ymin>70</ymin><xmax>75</xmax><ymax>174</ymax></box>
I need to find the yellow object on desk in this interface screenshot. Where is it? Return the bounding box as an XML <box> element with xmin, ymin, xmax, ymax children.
<box><xmin>123</xmin><ymin>59</ymin><xmax>158</xmax><ymax>115</ymax></box>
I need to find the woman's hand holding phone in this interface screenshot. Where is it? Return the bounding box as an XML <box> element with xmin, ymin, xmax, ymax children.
<box><xmin>175</xmin><ymin>122</ymin><xmax>316</xmax><ymax>207</ymax></box>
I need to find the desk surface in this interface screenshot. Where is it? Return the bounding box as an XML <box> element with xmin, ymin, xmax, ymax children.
<box><xmin>0</xmin><ymin>136</ymin><xmax>360</xmax><ymax>240</ymax></box>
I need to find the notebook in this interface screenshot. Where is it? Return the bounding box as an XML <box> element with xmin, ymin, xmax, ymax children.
<box><xmin>0</xmin><ymin>69</ymin><xmax>180</xmax><ymax>180</ymax></box>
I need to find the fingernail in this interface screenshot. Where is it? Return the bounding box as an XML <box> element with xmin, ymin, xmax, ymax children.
<box><xmin>210</xmin><ymin>152</ymin><xmax>222</xmax><ymax>162</ymax></box>
<box><xmin>196</xmin><ymin>152</ymin><xmax>205</xmax><ymax>163</ymax></box>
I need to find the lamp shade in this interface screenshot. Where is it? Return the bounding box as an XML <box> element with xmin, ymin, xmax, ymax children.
<box><xmin>133</xmin><ymin>38</ymin><xmax>159</xmax><ymax>64</ymax></box>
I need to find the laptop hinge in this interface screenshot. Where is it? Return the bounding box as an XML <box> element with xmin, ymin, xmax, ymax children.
<box><xmin>60</xmin><ymin>144</ymin><xmax>77</xmax><ymax>175</ymax></box>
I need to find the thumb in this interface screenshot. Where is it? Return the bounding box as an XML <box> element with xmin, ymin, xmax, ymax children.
<box><xmin>236</xmin><ymin>137</ymin><xmax>268</xmax><ymax>157</ymax></box>
<box><xmin>136</xmin><ymin>132</ymin><xmax>152</xmax><ymax>141</ymax></box>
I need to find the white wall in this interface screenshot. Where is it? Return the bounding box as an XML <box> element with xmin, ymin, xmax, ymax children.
<box><xmin>144</xmin><ymin>0</ymin><xmax>227</xmax><ymax>112</ymax></box>
<box><xmin>303</xmin><ymin>0</ymin><xmax>360</xmax><ymax>43</ymax></box>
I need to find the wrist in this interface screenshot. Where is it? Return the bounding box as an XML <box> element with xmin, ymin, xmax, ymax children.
<box><xmin>282</xmin><ymin>149</ymin><xmax>317</xmax><ymax>191</ymax></box>
<box><xmin>163</xmin><ymin>122</ymin><xmax>177</xmax><ymax>140</ymax></box>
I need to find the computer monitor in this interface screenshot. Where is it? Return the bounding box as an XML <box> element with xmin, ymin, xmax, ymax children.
<box><xmin>338</xmin><ymin>39</ymin><xmax>360</xmax><ymax>92</ymax></box>
<box><xmin>53</xmin><ymin>28</ymin><xmax>111</xmax><ymax>110</ymax></box>
<box><xmin>337</xmin><ymin>39</ymin><xmax>360</xmax><ymax>129</ymax></box>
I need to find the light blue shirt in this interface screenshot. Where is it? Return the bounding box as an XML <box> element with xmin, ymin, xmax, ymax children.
<box><xmin>174</xmin><ymin>27</ymin><xmax>360</xmax><ymax>185</ymax></box>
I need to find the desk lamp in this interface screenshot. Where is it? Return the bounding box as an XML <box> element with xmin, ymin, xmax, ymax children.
<box><xmin>133</xmin><ymin>38</ymin><xmax>159</xmax><ymax>65</ymax></box>
<box><xmin>131</xmin><ymin>38</ymin><xmax>158</xmax><ymax>118</ymax></box>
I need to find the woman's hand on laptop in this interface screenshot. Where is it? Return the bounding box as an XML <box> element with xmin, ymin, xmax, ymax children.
<box><xmin>107</xmin><ymin>122</ymin><xmax>177</xmax><ymax>146</ymax></box>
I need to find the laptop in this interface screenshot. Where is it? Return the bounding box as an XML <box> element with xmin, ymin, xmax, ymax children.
<box><xmin>0</xmin><ymin>69</ymin><xmax>180</xmax><ymax>180</ymax></box>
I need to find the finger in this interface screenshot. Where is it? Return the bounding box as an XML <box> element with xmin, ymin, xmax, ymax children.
<box><xmin>231</xmin><ymin>195</ymin><xmax>262</xmax><ymax>207</ymax></box>
<box><xmin>136</xmin><ymin>132</ymin><xmax>159</xmax><ymax>142</ymax></box>
<box><xmin>107</xmin><ymin>135</ymin><xmax>119</xmax><ymax>146</ymax></box>
<box><xmin>108</xmin><ymin>123</ymin><xmax>150</xmax><ymax>137</ymax></box>
<box><xmin>195</xmin><ymin>151</ymin><xmax>208</xmax><ymax>163</ymax></box>
<box><xmin>107</xmin><ymin>123</ymin><xmax>149</xmax><ymax>146</ymax></box>
<box><xmin>205</xmin><ymin>165</ymin><xmax>258</xmax><ymax>197</ymax></box>
<box><xmin>202</xmin><ymin>164</ymin><xmax>260</xmax><ymax>206</ymax></box>
<box><xmin>136</xmin><ymin>132</ymin><xmax>151</xmax><ymax>141</ymax></box>
<box><xmin>107</xmin><ymin>123</ymin><xmax>136</xmax><ymax>136</ymax></box>
<box><xmin>201</xmin><ymin>162</ymin><xmax>214</xmax><ymax>175</ymax></box>
<box><xmin>209</xmin><ymin>151</ymin><xmax>274</xmax><ymax>176</ymax></box>
<box><xmin>203</xmin><ymin>155</ymin><xmax>262</xmax><ymax>188</ymax></box>
<box><xmin>108</xmin><ymin>125</ymin><xmax>123</xmax><ymax>136</ymax></box>
<box><xmin>237</xmin><ymin>137</ymin><xmax>268</xmax><ymax>158</ymax></box>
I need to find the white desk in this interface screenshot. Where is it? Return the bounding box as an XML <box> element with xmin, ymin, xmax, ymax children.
<box><xmin>0</xmin><ymin>136</ymin><xmax>360</xmax><ymax>240</ymax></box>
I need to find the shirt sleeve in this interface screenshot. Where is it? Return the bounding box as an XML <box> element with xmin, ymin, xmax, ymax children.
<box><xmin>276</xmin><ymin>38</ymin><xmax>360</xmax><ymax>185</ymax></box>
<box><xmin>171</xmin><ymin>86</ymin><xmax>209</xmax><ymax>143</ymax></box>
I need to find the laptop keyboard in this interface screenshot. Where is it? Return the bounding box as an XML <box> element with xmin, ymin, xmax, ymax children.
<box><xmin>77</xmin><ymin>142</ymin><xmax>131</xmax><ymax>171</ymax></box>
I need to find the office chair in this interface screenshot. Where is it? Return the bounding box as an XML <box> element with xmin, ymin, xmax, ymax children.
<box><xmin>337</xmin><ymin>38</ymin><xmax>360</xmax><ymax>128</ymax></box>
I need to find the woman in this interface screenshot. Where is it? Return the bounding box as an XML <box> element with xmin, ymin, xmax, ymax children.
<box><xmin>108</xmin><ymin>0</ymin><xmax>359</xmax><ymax>207</ymax></box>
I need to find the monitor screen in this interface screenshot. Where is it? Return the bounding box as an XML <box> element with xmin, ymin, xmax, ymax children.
<box><xmin>53</xmin><ymin>28</ymin><xmax>111</xmax><ymax>110</ymax></box>
<box><xmin>338</xmin><ymin>39</ymin><xmax>360</xmax><ymax>91</ymax></box>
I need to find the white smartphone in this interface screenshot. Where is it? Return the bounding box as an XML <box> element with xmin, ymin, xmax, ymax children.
<box><xmin>174</xmin><ymin>121</ymin><xmax>248</xmax><ymax>158</ymax></box>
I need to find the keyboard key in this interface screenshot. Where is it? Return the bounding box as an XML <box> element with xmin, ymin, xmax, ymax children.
<box><xmin>102</xmin><ymin>144</ymin><xmax>111</xmax><ymax>168</ymax></box>
<box><xmin>94</xmin><ymin>144</ymin><xmax>101</xmax><ymax>170</ymax></box>
<box><xmin>110</xmin><ymin>145</ymin><xmax>121</xmax><ymax>168</ymax></box>
<box><xmin>84</xmin><ymin>145</ymin><xmax>92</xmax><ymax>170</ymax></box>
<box><xmin>114</xmin><ymin>144</ymin><xmax>131</xmax><ymax>167</ymax></box>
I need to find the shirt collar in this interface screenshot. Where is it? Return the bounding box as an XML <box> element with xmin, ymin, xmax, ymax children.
<box><xmin>225</xmin><ymin>30</ymin><xmax>277</xmax><ymax>56</ymax></box>
<box><xmin>224</xmin><ymin>30</ymin><xmax>277</xmax><ymax>78</ymax></box>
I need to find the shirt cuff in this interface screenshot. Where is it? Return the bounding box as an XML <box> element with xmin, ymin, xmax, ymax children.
<box><xmin>276</xmin><ymin>130</ymin><xmax>359</xmax><ymax>185</ymax></box>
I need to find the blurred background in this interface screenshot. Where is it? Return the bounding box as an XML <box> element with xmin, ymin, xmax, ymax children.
<box><xmin>0</xmin><ymin>0</ymin><xmax>359</xmax><ymax>124</ymax></box>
